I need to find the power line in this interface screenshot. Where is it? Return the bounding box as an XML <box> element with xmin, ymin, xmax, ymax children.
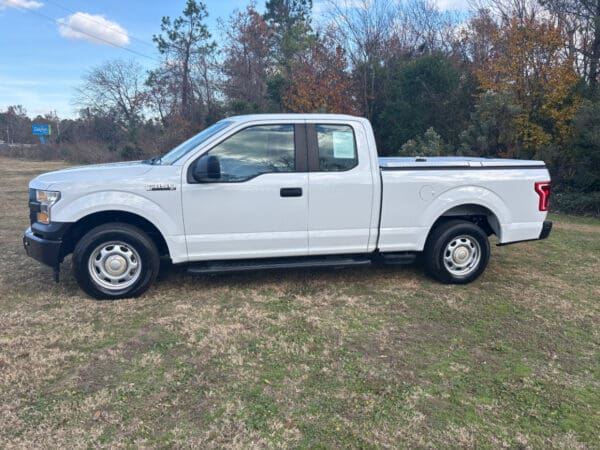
<box><xmin>14</xmin><ymin>4</ymin><xmax>162</xmax><ymax>63</ymax></box>
<box><xmin>43</xmin><ymin>0</ymin><xmax>157</xmax><ymax>50</ymax></box>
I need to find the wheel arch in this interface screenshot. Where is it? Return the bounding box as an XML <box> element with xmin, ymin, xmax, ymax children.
<box><xmin>424</xmin><ymin>203</ymin><xmax>502</xmax><ymax>248</ymax></box>
<box><xmin>62</xmin><ymin>210</ymin><xmax>170</xmax><ymax>259</ymax></box>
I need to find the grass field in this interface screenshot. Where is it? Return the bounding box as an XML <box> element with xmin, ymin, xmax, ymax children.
<box><xmin>0</xmin><ymin>157</ymin><xmax>599</xmax><ymax>448</ymax></box>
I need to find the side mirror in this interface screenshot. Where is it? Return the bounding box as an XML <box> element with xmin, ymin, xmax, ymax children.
<box><xmin>193</xmin><ymin>154</ymin><xmax>221</xmax><ymax>182</ymax></box>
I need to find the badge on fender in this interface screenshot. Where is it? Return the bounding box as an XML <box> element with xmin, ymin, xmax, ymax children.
<box><xmin>146</xmin><ymin>183</ymin><xmax>176</xmax><ymax>191</ymax></box>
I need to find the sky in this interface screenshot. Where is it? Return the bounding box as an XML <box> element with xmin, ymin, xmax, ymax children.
<box><xmin>0</xmin><ymin>0</ymin><xmax>470</xmax><ymax>119</ymax></box>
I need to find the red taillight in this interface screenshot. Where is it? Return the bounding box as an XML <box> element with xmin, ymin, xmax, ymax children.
<box><xmin>535</xmin><ymin>182</ymin><xmax>551</xmax><ymax>211</ymax></box>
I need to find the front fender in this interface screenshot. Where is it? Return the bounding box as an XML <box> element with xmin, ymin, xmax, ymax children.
<box><xmin>50</xmin><ymin>190</ymin><xmax>187</xmax><ymax>263</ymax></box>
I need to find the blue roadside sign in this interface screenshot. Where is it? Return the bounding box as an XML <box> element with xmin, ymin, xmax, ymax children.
<box><xmin>32</xmin><ymin>124</ymin><xmax>51</xmax><ymax>135</ymax></box>
<box><xmin>32</xmin><ymin>124</ymin><xmax>51</xmax><ymax>144</ymax></box>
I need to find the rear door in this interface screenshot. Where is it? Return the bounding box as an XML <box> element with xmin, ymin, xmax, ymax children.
<box><xmin>306</xmin><ymin>121</ymin><xmax>377</xmax><ymax>255</ymax></box>
<box><xmin>182</xmin><ymin>122</ymin><xmax>309</xmax><ymax>261</ymax></box>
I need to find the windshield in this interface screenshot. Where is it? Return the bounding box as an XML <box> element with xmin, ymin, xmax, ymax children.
<box><xmin>159</xmin><ymin>120</ymin><xmax>233</xmax><ymax>165</ymax></box>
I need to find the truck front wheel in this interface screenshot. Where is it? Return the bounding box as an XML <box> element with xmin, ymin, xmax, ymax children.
<box><xmin>424</xmin><ymin>220</ymin><xmax>490</xmax><ymax>284</ymax></box>
<box><xmin>72</xmin><ymin>223</ymin><xmax>160</xmax><ymax>300</ymax></box>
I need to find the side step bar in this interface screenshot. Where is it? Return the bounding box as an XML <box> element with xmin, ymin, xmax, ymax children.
<box><xmin>187</xmin><ymin>252</ymin><xmax>417</xmax><ymax>275</ymax></box>
<box><xmin>187</xmin><ymin>255</ymin><xmax>372</xmax><ymax>275</ymax></box>
<box><xmin>375</xmin><ymin>252</ymin><xmax>417</xmax><ymax>265</ymax></box>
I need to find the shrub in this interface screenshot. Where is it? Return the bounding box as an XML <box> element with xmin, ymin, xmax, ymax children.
<box><xmin>551</xmin><ymin>190</ymin><xmax>600</xmax><ymax>217</ymax></box>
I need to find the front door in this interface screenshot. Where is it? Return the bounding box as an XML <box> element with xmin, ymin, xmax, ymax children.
<box><xmin>182</xmin><ymin>123</ymin><xmax>309</xmax><ymax>261</ymax></box>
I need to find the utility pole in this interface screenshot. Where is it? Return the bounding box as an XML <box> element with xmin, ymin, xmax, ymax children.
<box><xmin>54</xmin><ymin>110</ymin><xmax>60</xmax><ymax>138</ymax></box>
<box><xmin>7</xmin><ymin>106</ymin><xmax>14</xmax><ymax>144</ymax></box>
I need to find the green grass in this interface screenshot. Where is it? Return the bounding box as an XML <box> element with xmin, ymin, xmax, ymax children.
<box><xmin>0</xmin><ymin>157</ymin><xmax>599</xmax><ymax>448</ymax></box>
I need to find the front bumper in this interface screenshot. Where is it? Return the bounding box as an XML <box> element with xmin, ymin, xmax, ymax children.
<box><xmin>23</xmin><ymin>227</ymin><xmax>62</xmax><ymax>268</ymax></box>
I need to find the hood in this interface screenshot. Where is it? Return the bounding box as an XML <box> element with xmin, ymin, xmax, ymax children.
<box><xmin>30</xmin><ymin>161</ymin><xmax>154</xmax><ymax>190</ymax></box>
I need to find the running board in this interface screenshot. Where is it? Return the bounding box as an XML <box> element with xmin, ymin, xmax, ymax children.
<box><xmin>187</xmin><ymin>255</ymin><xmax>373</xmax><ymax>275</ymax></box>
<box><xmin>375</xmin><ymin>252</ymin><xmax>417</xmax><ymax>265</ymax></box>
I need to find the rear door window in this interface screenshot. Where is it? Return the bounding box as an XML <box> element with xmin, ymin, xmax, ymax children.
<box><xmin>315</xmin><ymin>124</ymin><xmax>358</xmax><ymax>171</ymax></box>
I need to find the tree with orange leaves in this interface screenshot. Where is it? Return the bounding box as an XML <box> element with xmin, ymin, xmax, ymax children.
<box><xmin>283</xmin><ymin>31</ymin><xmax>355</xmax><ymax>114</ymax></box>
<box><xmin>475</xmin><ymin>14</ymin><xmax>580</xmax><ymax>158</ymax></box>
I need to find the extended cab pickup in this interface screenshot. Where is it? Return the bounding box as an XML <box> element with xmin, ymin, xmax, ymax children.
<box><xmin>23</xmin><ymin>114</ymin><xmax>552</xmax><ymax>299</ymax></box>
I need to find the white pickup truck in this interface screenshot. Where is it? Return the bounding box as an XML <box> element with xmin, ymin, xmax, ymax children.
<box><xmin>23</xmin><ymin>114</ymin><xmax>552</xmax><ymax>299</ymax></box>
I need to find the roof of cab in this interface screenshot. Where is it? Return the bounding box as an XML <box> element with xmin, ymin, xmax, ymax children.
<box><xmin>225</xmin><ymin>113</ymin><xmax>365</xmax><ymax>122</ymax></box>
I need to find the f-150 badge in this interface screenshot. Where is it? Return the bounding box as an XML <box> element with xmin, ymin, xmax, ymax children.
<box><xmin>145</xmin><ymin>183</ymin><xmax>176</xmax><ymax>191</ymax></box>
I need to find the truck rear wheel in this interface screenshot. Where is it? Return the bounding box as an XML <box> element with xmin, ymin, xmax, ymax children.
<box><xmin>424</xmin><ymin>220</ymin><xmax>490</xmax><ymax>284</ymax></box>
<box><xmin>72</xmin><ymin>223</ymin><xmax>160</xmax><ymax>300</ymax></box>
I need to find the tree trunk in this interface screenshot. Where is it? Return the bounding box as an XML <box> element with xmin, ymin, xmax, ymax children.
<box><xmin>590</xmin><ymin>5</ymin><xmax>600</xmax><ymax>96</ymax></box>
<box><xmin>182</xmin><ymin>42</ymin><xmax>191</xmax><ymax>119</ymax></box>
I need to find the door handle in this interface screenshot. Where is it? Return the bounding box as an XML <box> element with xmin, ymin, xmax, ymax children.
<box><xmin>280</xmin><ymin>187</ymin><xmax>303</xmax><ymax>197</ymax></box>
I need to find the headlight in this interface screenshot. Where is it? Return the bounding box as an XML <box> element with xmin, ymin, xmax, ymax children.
<box><xmin>35</xmin><ymin>189</ymin><xmax>60</xmax><ymax>224</ymax></box>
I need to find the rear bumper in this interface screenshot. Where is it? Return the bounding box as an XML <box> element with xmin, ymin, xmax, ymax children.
<box><xmin>539</xmin><ymin>220</ymin><xmax>552</xmax><ymax>240</ymax></box>
<box><xmin>497</xmin><ymin>220</ymin><xmax>552</xmax><ymax>246</ymax></box>
<box><xmin>23</xmin><ymin>227</ymin><xmax>62</xmax><ymax>268</ymax></box>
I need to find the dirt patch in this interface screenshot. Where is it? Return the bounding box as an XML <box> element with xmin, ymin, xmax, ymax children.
<box><xmin>76</xmin><ymin>325</ymin><xmax>173</xmax><ymax>393</ymax></box>
<box><xmin>350</xmin><ymin>321</ymin><xmax>455</xmax><ymax>383</ymax></box>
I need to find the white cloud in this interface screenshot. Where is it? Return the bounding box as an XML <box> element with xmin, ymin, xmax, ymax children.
<box><xmin>57</xmin><ymin>12</ymin><xmax>129</xmax><ymax>47</ymax></box>
<box><xmin>0</xmin><ymin>0</ymin><xmax>43</xmax><ymax>9</ymax></box>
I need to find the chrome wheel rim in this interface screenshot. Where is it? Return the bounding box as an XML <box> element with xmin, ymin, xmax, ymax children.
<box><xmin>88</xmin><ymin>241</ymin><xmax>142</xmax><ymax>291</ymax></box>
<box><xmin>443</xmin><ymin>235</ymin><xmax>481</xmax><ymax>277</ymax></box>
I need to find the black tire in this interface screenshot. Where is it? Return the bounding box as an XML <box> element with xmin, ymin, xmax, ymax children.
<box><xmin>423</xmin><ymin>219</ymin><xmax>490</xmax><ymax>284</ymax></box>
<box><xmin>72</xmin><ymin>223</ymin><xmax>160</xmax><ymax>300</ymax></box>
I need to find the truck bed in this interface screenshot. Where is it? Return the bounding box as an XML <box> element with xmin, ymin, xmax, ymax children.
<box><xmin>376</xmin><ymin>156</ymin><xmax>550</xmax><ymax>252</ymax></box>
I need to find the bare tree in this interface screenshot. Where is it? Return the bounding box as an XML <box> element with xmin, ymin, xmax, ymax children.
<box><xmin>76</xmin><ymin>58</ymin><xmax>146</xmax><ymax>129</ymax></box>
<box><xmin>457</xmin><ymin>8</ymin><xmax>498</xmax><ymax>68</ymax></box>
<box><xmin>322</xmin><ymin>0</ymin><xmax>459</xmax><ymax>118</ymax></box>
<box><xmin>396</xmin><ymin>0</ymin><xmax>461</xmax><ymax>54</ymax></box>
<box><xmin>539</xmin><ymin>0</ymin><xmax>600</xmax><ymax>95</ymax></box>
<box><xmin>471</xmin><ymin>0</ymin><xmax>544</xmax><ymax>22</ymax></box>
<box><xmin>0</xmin><ymin>105</ymin><xmax>31</xmax><ymax>144</ymax></box>
<box><xmin>323</xmin><ymin>0</ymin><xmax>396</xmax><ymax>119</ymax></box>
